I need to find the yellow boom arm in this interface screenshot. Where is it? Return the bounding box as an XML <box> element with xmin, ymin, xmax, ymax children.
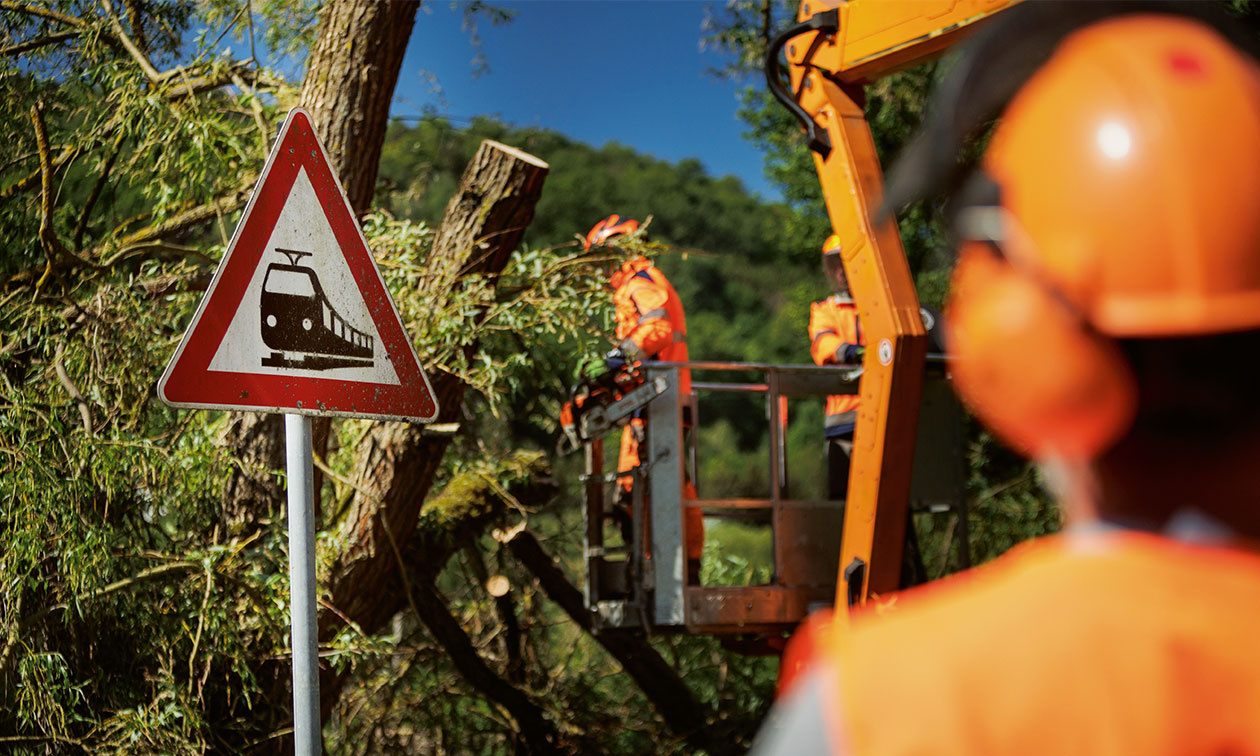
<box><xmin>772</xmin><ymin>0</ymin><xmax>1017</xmax><ymax>606</ymax></box>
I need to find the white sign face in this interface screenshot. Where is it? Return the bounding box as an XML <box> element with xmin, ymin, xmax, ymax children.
<box><xmin>157</xmin><ymin>107</ymin><xmax>438</xmax><ymax>418</ymax></box>
<box><xmin>159</xmin><ymin>107</ymin><xmax>437</xmax><ymax>421</ymax></box>
<box><xmin>207</xmin><ymin>168</ymin><xmax>400</xmax><ymax>386</ymax></box>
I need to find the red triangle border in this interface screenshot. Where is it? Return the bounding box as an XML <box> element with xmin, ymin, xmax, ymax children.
<box><xmin>158</xmin><ymin>108</ymin><xmax>438</xmax><ymax>422</ymax></box>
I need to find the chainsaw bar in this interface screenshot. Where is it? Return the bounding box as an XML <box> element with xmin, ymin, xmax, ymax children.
<box><xmin>580</xmin><ymin>376</ymin><xmax>669</xmax><ymax>440</ymax></box>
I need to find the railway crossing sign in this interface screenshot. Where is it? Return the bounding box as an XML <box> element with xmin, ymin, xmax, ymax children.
<box><xmin>158</xmin><ymin>107</ymin><xmax>438</xmax><ymax>422</ymax></box>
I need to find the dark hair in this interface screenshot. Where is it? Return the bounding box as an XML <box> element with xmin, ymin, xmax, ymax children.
<box><xmin>1119</xmin><ymin>328</ymin><xmax>1260</xmax><ymax>444</ymax></box>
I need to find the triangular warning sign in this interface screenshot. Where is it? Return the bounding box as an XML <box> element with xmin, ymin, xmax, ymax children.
<box><xmin>159</xmin><ymin>108</ymin><xmax>438</xmax><ymax>422</ymax></box>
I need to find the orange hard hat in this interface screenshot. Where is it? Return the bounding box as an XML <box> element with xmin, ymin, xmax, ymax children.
<box><xmin>821</xmin><ymin>232</ymin><xmax>850</xmax><ymax>295</ymax></box>
<box><xmin>982</xmin><ymin>14</ymin><xmax>1260</xmax><ymax>338</ymax></box>
<box><xmin>943</xmin><ymin>12</ymin><xmax>1260</xmax><ymax>458</ymax></box>
<box><xmin>821</xmin><ymin>234</ymin><xmax>842</xmax><ymax>256</ymax></box>
<box><xmin>583</xmin><ymin>214</ymin><xmax>640</xmax><ymax>250</ymax></box>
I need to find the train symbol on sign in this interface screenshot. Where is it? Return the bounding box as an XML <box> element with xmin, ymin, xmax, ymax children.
<box><xmin>259</xmin><ymin>248</ymin><xmax>375</xmax><ymax>371</ymax></box>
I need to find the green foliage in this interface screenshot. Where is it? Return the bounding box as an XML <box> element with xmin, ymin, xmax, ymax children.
<box><xmin>1</xmin><ymin>2</ymin><xmax>293</xmax><ymax>282</ymax></box>
<box><xmin>201</xmin><ymin>0</ymin><xmax>323</xmax><ymax>63</ymax></box>
<box><xmin>0</xmin><ymin>272</ymin><xmax>295</xmax><ymax>750</ymax></box>
<box><xmin>0</xmin><ymin>2</ymin><xmax>312</xmax><ymax>749</ymax></box>
<box><xmin>701</xmin><ymin>523</ymin><xmax>775</xmax><ymax>587</ymax></box>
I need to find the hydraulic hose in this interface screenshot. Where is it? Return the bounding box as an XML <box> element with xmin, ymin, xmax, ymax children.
<box><xmin>763</xmin><ymin>9</ymin><xmax>839</xmax><ymax>158</ymax></box>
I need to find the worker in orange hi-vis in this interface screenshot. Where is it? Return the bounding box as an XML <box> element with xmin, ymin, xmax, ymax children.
<box><xmin>809</xmin><ymin>235</ymin><xmax>866</xmax><ymax>501</ymax></box>
<box><xmin>756</xmin><ymin>7</ymin><xmax>1260</xmax><ymax>755</ymax></box>
<box><xmin>582</xmin><ymin>214</ymin><xmax>703</xmax><ymax>583</ymax></box>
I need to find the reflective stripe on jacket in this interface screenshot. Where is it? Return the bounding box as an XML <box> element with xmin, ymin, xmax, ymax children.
<box><xmin>809</xmin><ymin>295</ymin><xmax>863</xmax><ymax>426</ymax></box>
<box><xmin>611</xmin><ymin>257</ymin><xmax>690</xmax><ymax>394</ymax></box>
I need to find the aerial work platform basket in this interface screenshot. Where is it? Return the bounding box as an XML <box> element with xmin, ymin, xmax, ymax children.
<box><xmin>581</xmin><ymin>359</ymin><xmax>966</xmax><ymax>636</ymax></box>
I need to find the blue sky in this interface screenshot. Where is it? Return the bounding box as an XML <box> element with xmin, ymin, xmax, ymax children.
<box><xmin>392</xmin><ymin>1</ymin><xmax>778</xmax><ymax>200</ymax></box>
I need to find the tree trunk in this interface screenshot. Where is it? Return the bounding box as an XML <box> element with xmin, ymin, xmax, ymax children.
<box><xmin>300</xmin><ymin>0</ymin><xmax>420</xmax><ymax>215</ymax></box>
<box><xmin>220</xmin><ymin>413</ymin><xmax>285</xmax><ymax>535</ymax></box>
<box><xmin>221</xmin><ymin>0</ymin><xmax>421</xmax><ymax>526</ymax></box>
<box><xmin>221</xmin><ymin>4</ymin><xmax>422</xmax><ymax>750</ymax></box>
<box><xmin>221</xmin><ymin>0</ymin><xmax>552</xmax><ymax>738</ymax></box>
<box><xmin>317</xmin><ymin>140</ymin><xmax>548</xmax><ymax>713</ymax></box>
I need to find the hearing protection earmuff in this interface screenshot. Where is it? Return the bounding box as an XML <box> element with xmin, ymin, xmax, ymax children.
<box><xmin>945</xmin><ymin>208</ymin><xmax>1137</xmax><ymax>459</ymax></box>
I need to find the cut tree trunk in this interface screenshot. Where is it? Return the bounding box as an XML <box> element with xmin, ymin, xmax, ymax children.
<box><xmin>316</xmin><ymin>140</ymin><xmax>549</xmax><ymax>715</ymax></box>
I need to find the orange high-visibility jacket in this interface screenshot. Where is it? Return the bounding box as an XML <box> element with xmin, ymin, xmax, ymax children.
<box><xmin>809</xmin><ymin>295</ymin><xmax>864</xmax><ymax>432</ymax></box>
<box><xmin>611</xmin><ymin>257</ymin><xmax>690</xmax><ymax>395</ymax></box>
<box><xmin>610</xmin><ymin>257</ymin><xmax>701</xmax><ymax>560</ymax></box>
<box><xmin>758</xmin><ymin>530</ymin><xmax>1260</xmax><ymax>756</ymax></box>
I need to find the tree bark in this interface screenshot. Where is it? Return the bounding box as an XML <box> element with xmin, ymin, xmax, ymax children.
<box><xmin>216</xmin><ymin>5</ymin><xmax>420</xmax><ymax>749</ymax></box>
<box><xmin>222</xmin><ymin>0</ymin><xmax>420</xmax><ymax>532</ymax></box>
<box><xmin>221</xmin><ymin>413</ymin><xmax>285</xmax><ymax>535</ymax></box>
<box><xmin>507</xmin><ymin>531</ymin><xmax>741</xmax><ymax>756</ymax></box>
<box><xmin>300</xmin><ymin>0</ymin><xmax>420</xmax><ymax>215</ymax></box>
<box><xmin>316</xmin><ymin>140</ymin><xmax>548</xmax><ymax>713</ymax></box>
<box><xmin>410</xmin><ymin>581</ymin><xmax>567</xmax><ymax>755</ymax></box>
<box><xmin>217</xmin><ymin>0</ymin><xmax>551</xmax><ymax>737</ymax></box>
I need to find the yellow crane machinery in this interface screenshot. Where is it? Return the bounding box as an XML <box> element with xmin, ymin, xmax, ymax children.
<box><xmin>766</xmin><ymin>0</ymin><xmax>1020</xmax><ymax>606</ymax></box>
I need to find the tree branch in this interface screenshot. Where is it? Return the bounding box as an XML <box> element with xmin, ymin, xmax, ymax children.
<box><xmin>99</xmin><ymin>0</ymin><xmax>160</xmax><ymax>81</ymax></box>
<box><xmin>0</xmin><ymin>145</ymin><xmax>77</xmax><ymax>202</ymax></box>
<box><xmin>0</xmin><ymin>1</ymin><xmax>89</xmax><ymax>29</ymax></box>
<box><xmin>0</xmin><ymin>29</ymin><xmax>79</xmax><ymax>56</ymax></box>
<box><xmin>131</xmin><ymin>269</ymin><xmax>213</xmax><ymax>299</ymax></box>
<box><xmin>121</xmin><ymin>0</ymin><xmax>146</xmax><ymax>55</ymax></box>
<box><xmin>0</xmin><ymin>55</ymin><xmax>237</xmax><ymax>204</ymax></box>
<box><xmin>507</xmin><ymin>530</ymin><xmax>740</xmax><ymax>756</ymax></box>
<box><xmin>298</xmin><ymin>0</ymin><xmax>420</xmax><ymax>213</ymax></box>
<box><xmin>103</xmin><ymin>241</ymin><xmax>216</xmax><ymax>267</ymax></box>
<box><xmin>18</xmin><ymin>561</ymin><xmax>201</xmax><ymax>632</ymax></box>
<box><xmin>231</xmin><ymin>70</ymin><xmax>271</xmax><ymax>159</ymax></box>
<box><xmin>760</xmin><ymin>0</ymin><xmax>772</xmax><ymax>48</ymax></box>
<box><xmin>32</xmin><ymin>102</ymin><xmax>63</xmax><ymax>272</ymax></box>
<box><xmin>73</xmin><ymin>132</ymin><xmax>125</xmax><ymax>249</ymax></box>
<box><xmin>462</xmin><ymin>544</ymin><xmax>525</xmax><ymax>684</ymax></box>
<box><xmin>30</xmin><ymin>104</ymin><xmax>99</xmax><ymax>282</ymax></box>
<box><xmin>165</xmin><ymin>63</ymin><xmax>275</xmax><ymax>100</ymax></box>
<box><xmin>53</xmin><ymin>342</ymin><xmax>93</xmax><ymax>435</ymax></box>
<box><xmin>409</xmin><ymin>580</ymin><xmax>569</xmax><ymax>755</ymax></box>
<box><xmin>0</xmin><ymin>593</ymin><xmax>22</xmax><ymax>677</ymax></box>
<box><xmin>16</xmin><ymin>111</ymin><xmax>237</xmax><ymax>283</ymax></box>
<box><xmin>97</xmin><ymin>188</ymin><xmax>250</xmax><ymax>266</ymax></box>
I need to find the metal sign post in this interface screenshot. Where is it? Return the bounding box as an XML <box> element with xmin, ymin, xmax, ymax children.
<box><xmin>158</xmin><ymin>109</ymin><xmax>439</xmax><ymax>754</ymax></box>
<box><xmin>285</xmin><ymin>413</ymin><xmax>320</xmax><ymax>753</ymax></box>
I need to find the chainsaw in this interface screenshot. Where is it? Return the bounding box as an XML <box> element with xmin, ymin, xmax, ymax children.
<box><xmin>558</xmin><ymin>365</ymin><xmax>669</xmax><ymax>455</ymax></box>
